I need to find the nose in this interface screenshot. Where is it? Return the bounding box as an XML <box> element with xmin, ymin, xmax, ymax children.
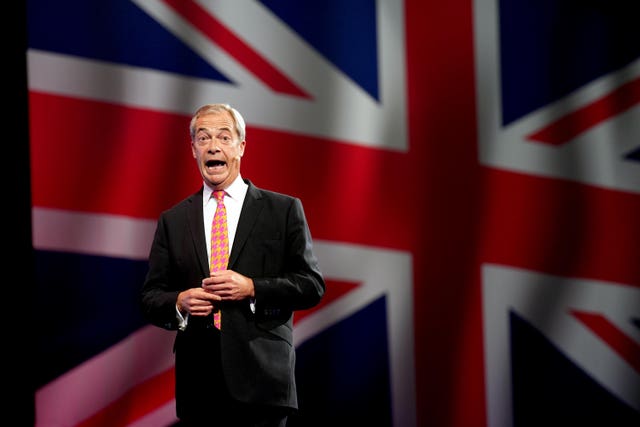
<box><xmin>207</xmin><ymin>142</ymin><xmax>221</xmax><ymax>153</ymax></box>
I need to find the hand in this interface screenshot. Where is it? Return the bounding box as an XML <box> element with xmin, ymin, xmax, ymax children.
<box><xmin>202</xmin><ymin>270</ymin><xmax>255</xmax><ymax>301</ymax></box>
<box><xmin>177</xmin><ymin>287</ymin><xmax>220</xmax><ymax>317</ymax></box>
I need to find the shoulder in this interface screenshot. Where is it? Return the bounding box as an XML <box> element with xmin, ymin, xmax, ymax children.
<box><xmin>246</xmin><ymin>179</ymin><xmax>299</xmax><ymax>205</ymax></box>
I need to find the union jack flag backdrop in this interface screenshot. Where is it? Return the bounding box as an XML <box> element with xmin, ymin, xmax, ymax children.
<box><xmin>27</xmin><ymin>1</ymin><xmax>639</xmax><ymax>426</ymax></box>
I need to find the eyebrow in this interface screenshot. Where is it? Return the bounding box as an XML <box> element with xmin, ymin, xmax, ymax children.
<box><xmin>196</xmin><ymin>126</ymin><xmax>232</xmax><ymax>134</ymax></box>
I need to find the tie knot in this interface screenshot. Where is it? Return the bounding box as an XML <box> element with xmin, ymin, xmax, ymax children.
<box><xmin>213</xmin><ymin>190</ymin><xmax>225</xmax><ymax>203</ymax></box>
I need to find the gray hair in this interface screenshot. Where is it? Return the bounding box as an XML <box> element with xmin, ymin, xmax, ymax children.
<box><xmin>189</xmin><ymin>103</ymin><xmax>246</xmax><ymax>142</ymax></box>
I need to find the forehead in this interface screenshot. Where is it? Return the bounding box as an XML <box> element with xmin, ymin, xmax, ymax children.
<box><xmin>195</xmin><ymin>111</ymin><xmax>235</xmax><ymax>133</ymax></box>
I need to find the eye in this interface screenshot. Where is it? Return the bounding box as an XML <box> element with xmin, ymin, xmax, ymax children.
<box><xmin>196</xmin><ymin>134</ymin><xmax>211</xmax><ymax>144</ymax></box>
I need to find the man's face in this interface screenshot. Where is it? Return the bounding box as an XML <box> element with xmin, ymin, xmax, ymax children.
<box><xmin>191</xmin><ymin>111</ymin><xmax>246</xmax><ymax>190</ymax></box>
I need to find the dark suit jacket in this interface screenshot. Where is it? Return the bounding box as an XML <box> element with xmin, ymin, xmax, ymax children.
<box><xmin>140</xmin><ymin>179</ymin><xmax>325</xmax><ymax>414</ymax></box>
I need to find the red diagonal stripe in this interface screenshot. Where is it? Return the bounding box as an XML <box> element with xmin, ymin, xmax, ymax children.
<box><xmin>75</xmin><ymin>368</ymin><xmax>175</xmax><ymax>427</ymax></box>
<box><xmin>571</xmin><ymin>310</ymin><xmax>640</xmax><ymax>373</ymax></box>
<box><xmin>163</xmin><ymin>0</ymin><xmax>310</xmax><ymax>98</ymax></box>
<box><xmin>527</xmin><ymin>76</ymin><xmax>640</xmax><ymax>145</ymax></box>
<box><xmin>294</xmin><ymin>279</ymin><xmax>361</xmax><ymax>324</ymax></box>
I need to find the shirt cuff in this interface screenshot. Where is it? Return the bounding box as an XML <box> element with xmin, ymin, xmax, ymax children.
<box><xmin>176</xmin><ymin>304</ymin><xmax>189</xmax><ymax>331</ymax></box>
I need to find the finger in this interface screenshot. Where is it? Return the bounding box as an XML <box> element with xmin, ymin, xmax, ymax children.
<box><xmin>201</xmin><ymin>290</ymin><xmax>223</xmax><ymax>301</ymax></box>
<box><xmin>204</xmin><ymin>275</ymin><xmax>228</xmax><ymax>286</ymax></box>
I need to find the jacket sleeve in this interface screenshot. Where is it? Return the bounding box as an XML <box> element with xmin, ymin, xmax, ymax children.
<box><xmin>140</xmin><ymin>213</ymin><xmax>182</xmax><ymax>330</ymax></box>
<box><xmin>251</xmin><ymin>197</ymin><xmax>325</xmax><ymax>312</ymax></box>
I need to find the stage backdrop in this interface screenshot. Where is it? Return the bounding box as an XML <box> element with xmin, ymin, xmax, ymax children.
<box><xmin>28</xmin><ymin>1</ymin><xmax>639</xmax><ymax>426</ymax></box>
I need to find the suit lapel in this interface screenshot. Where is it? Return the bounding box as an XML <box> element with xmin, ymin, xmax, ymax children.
<box><xmin>229</xmin><ymin>180</ymin><xmax>263</xmax><ymax>269</ymax></box>
<box><xmin>187</xmin><ymin>188</ymin><xmax>210</xmax><ymax>276</ymax></box>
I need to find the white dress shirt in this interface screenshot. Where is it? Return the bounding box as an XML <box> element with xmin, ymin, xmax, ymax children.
<box><xmin>202</xmin><ymin>175</ymin><xmax>248</xmax><ymax>260</ymax></box>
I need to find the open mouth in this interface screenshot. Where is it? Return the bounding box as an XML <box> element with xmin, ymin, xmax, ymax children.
<box><xmin>205</xmin><ymin>159</ymin><xmax>226</xmax><ymax>169</ymax></box>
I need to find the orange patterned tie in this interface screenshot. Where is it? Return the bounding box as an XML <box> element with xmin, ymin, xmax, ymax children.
<box><xmin>210</xmin><ymin>190</ymin><xmax>229</xmax><ymax>329</ymax></box>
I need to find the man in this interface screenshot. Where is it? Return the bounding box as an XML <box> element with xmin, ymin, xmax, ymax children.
<box><xmin>140</xmin><ymin>103</ymin><xmax>325</xmax><ymax>427</ymax></box>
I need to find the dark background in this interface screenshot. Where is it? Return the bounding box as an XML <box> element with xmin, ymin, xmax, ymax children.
<box><xmin>12</xmin><ymin>2</ymin><xmax>36</xmax><ymax>424</ymax></box>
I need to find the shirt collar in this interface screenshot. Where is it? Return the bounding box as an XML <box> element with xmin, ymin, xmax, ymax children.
<box><xmin>203</xmin><ymin>174</ymin><xmax>246</xmax><ymax>203</ymax></box>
